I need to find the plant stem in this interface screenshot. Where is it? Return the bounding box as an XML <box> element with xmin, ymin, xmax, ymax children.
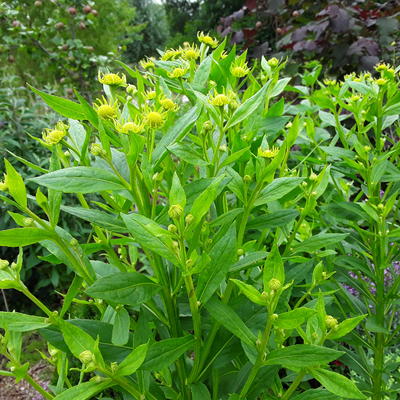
<box><xmin>281</xmin><ymin>371</ymin><xmax>306</xmax><ymax>400</ymax></box>
<box><xmin>20</xmin><ymin>285</ymin><xmax>53</xmax><ymax>317</ymax></box>
<box><xmin>25</xmin><ymin>374</ymin><xmax>54</xmax><ymax>400</ymax></box>
<box><xmin>239</xmin><ymin>314</ymin><xmax>273</xmax><ymax>398</ymax></box>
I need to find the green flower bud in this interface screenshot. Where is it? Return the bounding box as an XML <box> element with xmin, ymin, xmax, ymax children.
<box><xmin>22</xmin><ymin>217</ymin><xmax>34</xmax><ymax>227</ymax></box>
<box><xmin>168</xmin><ymin>224</ymin><xmax>177</xmax><ymax>233</ymax></box>
<box><xmin>79</xmin><ymin>350</ymin><xmax>95</xmax><ymax>364</ymax></box>
<box><xmin>325</xmin><ymin>315</ymin><xmax>338</xmax><ymax>329</ymax></box>
<box><xmin>271</xmin><ymin>313</ymin><xmax>279</xmax><ymax>321</ymax></box>
<box><xmin>185</xmin><ymin>214</ymin><xmax>194</xmax><ymax>225</ymax></box>
<box><xmin>243</xmin><ymin>174</ymin><xmax>252</xmax><ymax>183</ymax></box>
<box><xmin>203</xmin><ymin>120</ymin><xmax>213</xmax><ymax>131</ymax></box>
<box><xmin>0</xmin><ymin>259</ymin><xmax>10</xmax><ymax>270</ymax></box>
<box><xmin>168</xmin><ymin>204</ymin><xmax>183</xmax><ymax>219</ymax></box>
<box><xmin>268</xmin><ymin>278</ymin><xmax>282</xmax><ymax>291</ymax></box>
<box><xmin>237</xmin><ymin>248</ymin><xmax>244</xmax><ymax>256</ymax></box>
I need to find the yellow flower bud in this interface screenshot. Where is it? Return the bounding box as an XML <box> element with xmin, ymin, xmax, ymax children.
<box><xmin>79</xmin><ymin>350</ymin><xmax>95</xmax><ymax>364</ymax></box>
<box><xmin>0</xmin><ymin>259</ymin><xmax>10</xmax><ymax>270</ymax></box>
<box><xmin>325</xmin><ymin>315</ymin><xmax>338</xmax><ymax>329</ymax></box>
<box><xmin>268</xmin><ymin>278</ymin><xmax>282</xmax><ymax>291</ymax></box>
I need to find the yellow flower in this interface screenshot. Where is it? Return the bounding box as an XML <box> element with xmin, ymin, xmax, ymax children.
<box><xmin>145</xmin><ymin>90</ymin><xmax>157</xmax><ymax>100</ymax></box>
<box><xmin>161</xmin><ymin>48</ymin><xmax>181</xmax><ymax>61</ymax></box>
<box><xmin>42</xmin><ymin>121</ymin><xmax>69</xmax><ymax>145</ymax></box>
<box><xmin>182</xmin><ymin>44</ymin><xmax>200</xmax><ymax>61</ymax></box>
<box><xmin>144</xmin><ymin>110</ymin><xmax>165</xmax><ymax>129</ymax></box>
<box><xmin>323</xmin><ymin>78</ymin><xmax>337</xmax><ymax>86</ymax></box>
<box><xmin>197</xmin><ymin>31</ymin><xmax>218</xmax><ymax>48</ymax></box>
<box><xmin>209</xmin><ymin>91</ymin><xmax>230</xmax><ymax>107</ymax></box>
<box><xmin>115</xmin><ymin>119</ymin><xmax>144</xmax><ymax>134</ymax></box>
<box><xmin>94</xmin><ymin>97</ymin><xmax>119</xmax><ymax>119</ymax></box>
<box><xmin>160</xmin><ymin>98</ymin><xmax>179</xmax><ymax>111</ymax></box>
<box><xmin>168</xmin><ymin>67</ymin><xmax>188</xmax><ymax>79</ymax></box>
<box><xmin>267</xmin><ymin>57</ymin><xmax>279</xmax><ymax>67</ymax></box>
<box><xmin>375</xmin><ymin>78</ymin><xmax>387</xmax><ymax>86</ymax></box>
<box><xmin>139</xmin><ymin>57</ymin><xmax>155</xmax><ymax>70</ymax></box>
<box><xmin>258</xmin><ymin>146</ymin><xmax>279</xmax><ymax>158</ymax></box>
<box><xmin>98</xmin><ymin>72</ymin><xmax>126</xmax><ymax>87</ymax></box>
<box><xmin>349</xmin><ymin>95</ymin><xmax>361</xmax><ymax>102</ymax></box>
<box><xmin>375</xmin><ymin>63</ymin><xmax>389</xmax><ymax>72</ymax></box>
<box><xmin>230</xmin><ymin>57</ymin><xmax>251</xmax><ymax>78</ymax></box>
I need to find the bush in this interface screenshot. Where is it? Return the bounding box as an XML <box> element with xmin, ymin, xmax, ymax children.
<box><xmin>0</xmin><ymin>35</ymin><xmax>399</xmax><ymax>400</ymax></box>
<box><xmin>0</xmin><ymin>0</ymin><xmax>138</xmax><ymax>92</ymax></box>
<box><xmin>217</xmin><ymin>0</ymin><xmax>400</xmax><ymax>76</ymax></box>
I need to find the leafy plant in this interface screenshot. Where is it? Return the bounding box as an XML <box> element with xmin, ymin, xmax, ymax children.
<box><xmin>0</xmin><ymin>0</ymin><xmax>139</xmax><ymax>91</ymax></box>
<box><xmin>217</xmin><ymin>0</ymin><xmax>400</xmax><ymax>76</ymax></box>
<box><xmin>0</xmin><ymin>34</ymin><xmax>398</xmax><ymax>400</ymax></box>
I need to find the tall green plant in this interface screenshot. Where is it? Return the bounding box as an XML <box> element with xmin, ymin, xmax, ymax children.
<box><xmin>0</xmin><ymin>34</ymin><xmax>398</xmax><ymax>400</ymax></box>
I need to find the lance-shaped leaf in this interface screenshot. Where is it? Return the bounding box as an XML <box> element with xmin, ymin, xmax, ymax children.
<box><xmin>29</xmin><ymin>85</ymin><xmax>86</xmax><ymax>120</ymax></box>
<box><xmin>292</xmin><ymin>233</ymin><xmax>348</xmax><ymax>254</ymax></box>
<box><xmin>327</xmin><ymin>315</ymin><xmax>367</xmax><ymax>340</ymax></box>
<box><xmin>4</xmin><ymin>159</ymin><xmax>27</xmax><ymax>208</ymax></box>
<box><xmin>140</xmin><ymin>336</ymin><xmax>195</xmax><ymax>371</ymax></box>
<box><xmin>230</xmin><ymin>279</ymin><xmax>267</xmax><ymax>306</ymax></box>
<box><xmin>116</xmin><ymin>343</ymin><xmax>148</xmax><ymax>376</ymax></box>
<box><xmin>205</xmin><ymin>297</ymin><xmax>256</xmax><ymax>346</ymax></box>
<box><xmin>61</xmin><ymin>206</ymin><xmax>128</xmax><ymax>232</ymax></box>
<box><xmin>196</xmin><ymin>225</ymin><xmax>236</xmax><ymax>303</ymax></box>
<box><xmin>264</xmin><ymin>345</ymin><xmax>344</xmax><ymax>369</ymax></box>
<box><xmin>30</xmin><ymin>167</ymin><xmax>126</xmax><ymax>193</ymax></box>
<box><xmin>274</xmin><ymin>308</ymin><xmax>316</xmax><ymax>329</ymax></box>
<box><xmin>0</xmin><ymin>228</ymin><xmax>52</xmax><ymax>247</ymax></box>
<box><xmin>86</xmin><ymin>272</ymin><xmax>160</xmax><ymax>306</ymax></box>
<box><xmin>254</xmin><ymin>177</ymin><xmax>304</xmax><ymax>206</ymax></box>
<box><xmin>121</xmin><ymin>213</ymin><xmax>180</xmax><ymax>266</ymax></box>
<box><xmin>0</xmin><ymin>312</ymin><xmax>51</xmax><ymax>332</ymax></box>
<box><xmin>311</xmin><ymin>368</ymin><xmax>366</xmax><ymax>399</ymax></box>
<box><xmin>53</xmin><ymin>379</ymin><xmax>114</xmax><ymax>400</ymax></box>
<box><xmin>226</xmin><ymin>82</ymin><xmax>269</xmax><ymax>129</ymax></box>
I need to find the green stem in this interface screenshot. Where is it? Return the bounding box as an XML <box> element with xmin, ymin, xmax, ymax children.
<box><xmin>25</xmin><ymin>374</ymin><xmax>54</xmax><ymax>400</ymax></box>
<box><xmin>281</xmin><ymin>371</ymin><xmax>306</xmax><ymax>400</ymax></box>
<box><xmin>239</xmin><ymin>314</ymin><xmax>273</xmax><ymax>398</ymax></box>
<box><xmin>20</xmin><ymin>285</ymin><xmax>53</xmax><ymax>317</ymax></box>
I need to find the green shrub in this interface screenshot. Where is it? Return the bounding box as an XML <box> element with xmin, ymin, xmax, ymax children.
<box><xmin>0</xmin><ymin>35</ymin><xmax>399</xmax><ymax>400</ymax></box>
<box><xmin>0</xmin><ymin>0</ymin><xmax>138</xmax><ymax>91</ymax></box>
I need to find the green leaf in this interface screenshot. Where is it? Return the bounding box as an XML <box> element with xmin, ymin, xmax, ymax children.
<box><xmin>265</xmin><ymin>345</ymin><xmax>344</xmax><ymax>369</ymax></box>
<box><xmin>112</xmin><ymin>307</ymin><xmax>130</xmax><ymax>346</ymax></box>
<box><xmin>60</xmin><ymin>320</ymin><xmax>104</xmax><ymax>368</ymax></box>
<box><xmin>255</xmin><ymin>178</ymin><xmax>304</xmax><ymax>206</ymax></box>
<box><xmin>328</xmin><ymin>315</ymin><xmax>367</xmax><ymax>339</ymax></box>
<box><xmin>29</xmin><ymin>85</ymin><xmax>86</xmax><ymax>120</ymax></box>
<box><xmin>86</xmin><ymin>272</ymin><xmax>160</xmax><ymax>306</ymax></box>
<box><xmin>192</xmin><ymin>55</ymin><xmax>212</xmax><ymax>89</ymax></box>
<box><xmin>263</xmin><ymin>244</ymin><xmax>284</xmax><ymax>289</ymax></box>
<box><xmin>140</xmin><ymin>336</ymin><xmax>195</xmax><ymax>371</ymax></box>
<box><xmin>247</xmin><ymin>209</ymin><xmax>299</xmax><ymax>230</ymax></box>
<box><xmin>205</xmin><ymin>297</ymin><xmax>256</xmax><ymax>346</ymax></box>
<box><xmin>274</xmin><ymin>308</ymin><xmax>316</xmax><ymax>329</ymax></box>
<box><xmin>168</xmin><ymin>142</ymin><xmax>208</xmax><ymax>166</ymax></box>
<box><xmin>153</xmin><ymin>105</ymin><xmax>201</xmax><ymax>164</ymax></box>
<box><xmin>4</xmin><ymin>159</ymin><xmax>27</xmax><ymax>208</ymax></box>
<box><xmin>121</xmin><ymin>213</ymin><xmax>180</xmax><ymax>266</ymax></box>
<box><xmin>292</xmin><ymin>233</ymin><xmax>348</xmax><ymax>254</ymax></box>
<box><xmin>191</xmin><ymin>382</ymin><xmax>212</xmax><ymax>400</ymax></box>
<box><xmin>292</xmin><ymin>389</ymin><xmax>338</xmax><ymax>400</ymax></box>
<box><xmin>169</xmin><ymin>172</ymin><xmax>186</xmax><ymax>208</ymax></box>
<box><xmin>116</xmin><ymin>343</ymin><xmax>148</xmax><ymax>377</ymax></box>
<box><xmin>311</xmin><ymin>368</ymin><xmax>366</xmax><ymax>399</ymax></box>
<box><xmin>53</xmin><ymin>379</ymin><xmax>114</xmax><ymax>400</ymax></box>
<box><xmin>30</xmin><ymin>167</ymin><xmax>126</xmax><ymax>193</ymax></box>
<box><xmin>190</xmin><ymin>175</ymin><xmax>226</xmax><ymax>226</ymax></box>
<box><xmin>0</xmin><ymin>270</ymin><xmax>20</xmax><ymax>289</ymax></box>
<box><xmin>61</xmin><ymin>206</ymin><xmax>128</xmax><ymax>232</ymax></box>
<box><xmin>229</xmin><ymin>251</ymin><xmax>268</xmax><ymax>273</ymax></box>
<box><xmin>0</xmin><ymin>228</ymin><xmax>52</xmax><ymax>247</ymax></box>
<box><xmin>196</xmin><ymin>225</ymin><xmax>236</xmax><ymax>303</ymax></box>
<box><xmin>269</xmin><ymin>77</ymin><xmax>291</xmax><ymax>97</ymax></box>
<box><xmin>230</xmin><ymin>279</ymin><xmax>266</xmax><ymax>306</ymax></box>
<box><xmin>0</xmin><ymin>312</ymin><xmax>50</xmax><ymax>332</ymax></box>
<box><xmin>220</xmin><ymin>147</ymin><xmax>250</xmax><ymax>168</ymax></box>
<box><xmin>226</xmin><ymin>83</ymin><xmax>269</xmax><ymax>129</ymax></box>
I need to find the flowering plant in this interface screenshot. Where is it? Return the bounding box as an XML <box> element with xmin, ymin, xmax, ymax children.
<box><xmin>0</xmin><ymin>34</ymin><xmax>399</xmax><ymax>400</ymax></box>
